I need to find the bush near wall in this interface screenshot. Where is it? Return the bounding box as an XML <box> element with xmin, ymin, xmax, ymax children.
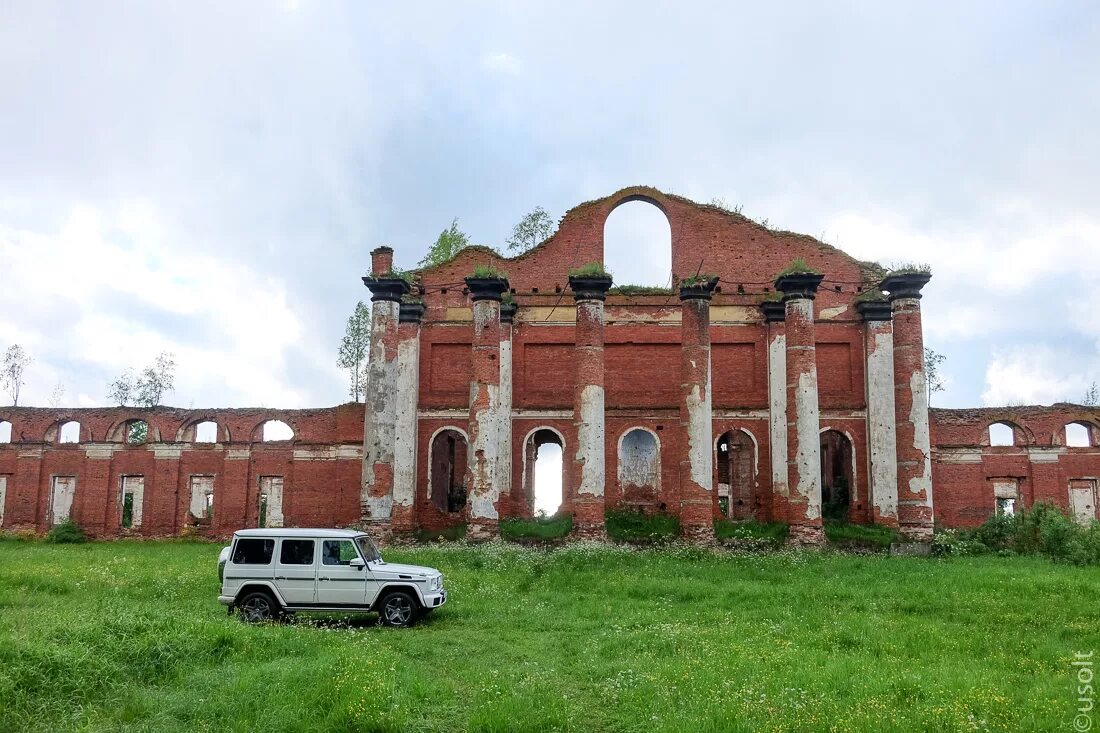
<box><xmin>933</xmin><ymin>502</ymin><xmax>1100</xmax><ymax>565</ymax></box>
<box><xmin>605</xmin><ymin>510</ymin><xmax>680</xmax><ymax>543</ymax></box>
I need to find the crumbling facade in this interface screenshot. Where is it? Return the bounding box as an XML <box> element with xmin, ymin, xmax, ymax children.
<box><xmin>1</xmin><ymin>188</ymin><xmax>1097</xmax><ymax>540</ymax></box>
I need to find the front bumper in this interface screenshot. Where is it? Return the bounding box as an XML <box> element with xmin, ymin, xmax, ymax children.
<box><xmin>218</xmin><ymin>595</ymin><xmax>234</xmax><ymax>606</ymax></box>
<box><xmin>422</xmin><ymin>588</ymin><xmax>447</xmax><ymax>608</ymax></box>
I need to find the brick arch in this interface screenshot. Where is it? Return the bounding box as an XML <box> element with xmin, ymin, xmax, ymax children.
<box><xmin>982</xmin><ymin>418</ymin><xmax>1035</xmax><ymax>447</ymax></box>
<box><xmin>44</xmin><ymin>417</ymin><xmax>88</xmax><ymax>443</ymax></box>
<box><xmin>105</xmin><ymin>417</ymin><xmax>159</xmax><ymax>443</ymax></box>
<box><xmin>250</xmin><ymin>418</ymin><xmax>296</xmax><ymax>443</ymax></box>
<box><xmin>427</xmin><ymin>425</ymin><xmax>469</xmax><ymax>514</ymax></box>
<box><xmin>1055</xmin><ymin>418</ymin><xmax>1100</xmax><ymax>447</ymax></box>
<box><xmin>176</xmin><ymin>417</ymin><xmax>230</xmax><ymax>443</ymax></box>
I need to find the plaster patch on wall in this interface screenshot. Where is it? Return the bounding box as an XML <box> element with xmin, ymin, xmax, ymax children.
<box><xmin>495</xmin><ymin>336</ymin><xmax>513</xmax><ymax>498</ymax></box>
<box><xmin>686</xmin><ymin>383</ymin><xmax>713</xmax><ymax>490</ymax></box>
<box><xmin>768</xmin><ymin>333</ymin><xmax>788</xmax><ymax>494</ymax></box>
<box><xmin>576</xmin><ymin>384</ymin><xmax>605</xmax><ymax>496</ymax></box>
<box><xmin>819</xmin><ymin>305</ymin><xmax>849</xmax><ymax>320</ymax></box>
<box><xmin>795</xmin><ymin>370</ymin><xmax>822</xmax><ymax>519</ymax></box>
<box><xmin>867</xmin><ymin>329</ymin><xmax>898</xmax><ymax>519</ymax></box>
<box><xmin>393</xmin><ymin>335</ymin><xmax>420</xmax><ymax>507</ymax></box>
<box><xmin>908</xmin><ymin>370</ymin><xmax>934</xmax><ymax>505</ymax></box>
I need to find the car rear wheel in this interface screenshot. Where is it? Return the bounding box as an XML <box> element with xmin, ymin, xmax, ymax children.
<box><xmin>378</xmin><ymin>591</ymin><xmax>418</xmax><ymax>628</ymax></box>
<box><xmin>238</xmin><ymin>591</ymin><xmax>280</xmax><ymax>623</ymax></box>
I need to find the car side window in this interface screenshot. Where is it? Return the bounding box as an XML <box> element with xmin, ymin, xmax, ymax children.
<box><xmin>279</xmin><ymin>539</ymin><xmax>315</xmax><ymax>565</ymax></box>
<box><xmin>322</xmin><ymin>539</ymin><xmax>359</xmax><ymax>566</ymax></box>
<box><xmin>232</xmin><ymin>538</ymin><xmax>274</xmax><ymax>565</ymax></box>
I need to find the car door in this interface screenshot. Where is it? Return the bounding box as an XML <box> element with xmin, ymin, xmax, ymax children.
<box><xmin>317</xmin><ymin>538</ymin><xmax>369</xmax><ymax>607</ymax></box>
<box><xmin>273</xmin><ymin>537</ymin><xmax>318</xmax><ymax>605</ymax></box>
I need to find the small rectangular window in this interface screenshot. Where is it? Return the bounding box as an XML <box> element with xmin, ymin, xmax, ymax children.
<box><xmin>232</xmin><ymin>538</ymin><xmax>275</xmax><ymax>565</ymax></box>
<box><xmin>322</xmin><ymin>539</ymin><xmax>359</xmax><ymax>565</ymax></box>
<box><xmin>280</xmin><ymin>539</ymin><xmax>315</xmax><ymax>565</ymax></box>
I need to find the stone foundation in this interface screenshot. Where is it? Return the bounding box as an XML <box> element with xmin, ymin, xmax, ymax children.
<box><xmin>466</xmin><ymin>520</ymin><xmax>499</xmax><ymax>542</ymax></box>
<box><xmin>788</xmin><ymin>524</ymin><xmax>826</xmax><ymax>547</ymax></box>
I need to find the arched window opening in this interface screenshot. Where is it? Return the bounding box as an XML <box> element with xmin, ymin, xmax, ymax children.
<box><xmin>195</xmin><ymin>421</ymin><xmax>219</xmax><ymax>443</ymax></box>
<box><xmin>988</xmin><ymin>422</ymin><xmax>1016</xmax><ymax>447</ymax></box>
<box><xmin>523</xmin><ymin>429</ymin><xmax>564</xmax><ymax>516</ymax></box>
<box><xmin>126</xmin><ymin>420</ymin><xmax>148</xmax><ymax>444</ymax></box>
<box><xmin>1065</xmin><ymin>423</ymin><xmax>1092</xmax><ymax>448</ymax></box>
<box><xmin>820</xmin><ymin>430</ymin><xmax>853</xmax><ymax>522</ymax></box>
<box><xmin>259</xmin><ymin>420</ymin><xmax>294</xmax><ymax>442</ymax></box>
<box><xmin>0</xmin><ymin>421</ymin><xmax>11</xmax><ymax>443</ymax></box>
<box><xmin>59</xmin><ymin>421</ymin><xmax>81</xmax><ymax>444</ymax></box>
<box><xmin>259</xmin><ymin>476</ymin><xmax>284</xmax><ymax>528</ymax></box>
<box><xmin>716</xmin><ymin>430</ymin><xmax>755</xmax><ymax>520</ymax></box>
<box><xmin>429</xmin><ymin>429</ymin><xmax>468</xmax><ymax>513</ymax></box>
<box><xmin>603</xmin><ymin>200</ymin><xmax>672</xmax><ymax>288</ymax></box>
<box><xmin>618</xmin><ymin>428</ymin><xmax>660</xmax><ymax>510</ymax></box>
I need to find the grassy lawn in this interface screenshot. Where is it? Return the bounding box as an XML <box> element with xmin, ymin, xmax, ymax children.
<box><xmin>1</xmin><ymin>540</ymin><xmax>1097</xmax><ymax>732</ymax></box>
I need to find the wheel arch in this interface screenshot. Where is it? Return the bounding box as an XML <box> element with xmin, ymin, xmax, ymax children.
<box><xmin>371</xmin><ymin>583</ymin><xmax>424</xmax><ymax>610</ymax></box>
<box><xmin>234</xmin><ymin>582</ymin><xmax>286</xmax><ymax>607</ymax></box>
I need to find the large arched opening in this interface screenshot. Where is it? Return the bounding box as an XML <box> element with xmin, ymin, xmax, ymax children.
<box><xmin>428</xmin><ymin>428</ymin><xmax>469</xmax><ymax>514</ymax></box>
<box><xmin>522</xmin><ymin>427</ymin><xmax>565</xmax><ymax>517</ymax></box>
<box><xmin>603</xmin><ymin>199</ymin><xmax>672</xmax><ymax>288</ymax></box>
<box><xmin>716</xmin><ymin>430</ymin><xmax>757</xmax><ymax>520</ymax></box>
<box><xmin>819</xmin><ymin>430</ymin><xmax>854</xmax><ymax>522</ymax></box>
<box><xmin>617</xmin><ymin>428</ymin><xmax>661</xmax><ymax>511</ymax></box>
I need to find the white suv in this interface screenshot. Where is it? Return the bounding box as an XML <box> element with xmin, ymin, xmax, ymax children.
<box><xmin>218</xmin><ymin>528</ymin><xmax>446</xmax><ymax>627</ymax></box>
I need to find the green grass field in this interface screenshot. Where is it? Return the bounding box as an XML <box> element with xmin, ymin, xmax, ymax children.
<box><xmin>1</xmin><ymin>539</ymin><xmax>1097</xmax><ymax>732</ymax></box>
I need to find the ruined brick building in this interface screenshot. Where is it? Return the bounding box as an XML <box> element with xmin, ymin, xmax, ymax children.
<box><xmin>1</xmin><ymin>188</ymin><xmax>1097</xmax><ymax>542</ymax></box>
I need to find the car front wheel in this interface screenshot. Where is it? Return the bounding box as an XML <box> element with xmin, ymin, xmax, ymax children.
<box><xmin>237</xmin><ymin>591</ymin><xmax>280</xmax><ymax>623</ymax></box>
<box><xmin>378</xmin><ymin>591</ymin><xmax>418</xmax><ymax>628</ymax></box>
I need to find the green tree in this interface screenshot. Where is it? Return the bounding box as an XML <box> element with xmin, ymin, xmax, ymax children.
<box><xmin>924</xmin><ymin>347</ymin><xmax>946</xmax><ymax>406</ymax></box>
<box><xmin>337</xmin><ymin>301</ymin><xmax>371</xmax><ymax>402</ymax></box>
<box><xmin>505</xmin><ymin>207</ymin><xmax>555</xmax><ymax>253</ymax></box>
<box><xmin>1083</xmin><ymin>381</ymin><xmax>1098</xmax><ymax>406</ymax></box>
<box><xmin>418</xmin><ymin>218</ymin><xmax>470</xmax><ymax>268</ymax></box>
<box><xmin>2</xmin><ymin>344</ymin><xmax>31</xmax><ymax>406</ymax></box>
<box><xmin>107</xmin><ymin>353</ymin><xmax>176</xmax><ymax>408</ymax></box>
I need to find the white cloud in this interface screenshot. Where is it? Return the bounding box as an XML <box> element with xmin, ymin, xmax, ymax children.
<box><xmin>481</xmin><ymin>52</ymin><xmax>523</xmax><ymax>76</ymax></box>
<box><xmin>0</xmin><ymin>200</ymin><xmax>313</xmax><ymax>408</ymax></box>
<box><xmin>981</xmin><ymin>346</ymin><xmax>1097</xmax><ymax>407</ymax></box>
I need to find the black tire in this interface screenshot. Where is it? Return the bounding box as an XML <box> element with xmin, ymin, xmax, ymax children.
<box><xmin>237</xmin><ymin>590</ymin><xmax>280</xmax><ymax>623</ymax></box>
<box><xmin>377</xmin><ymin>591</ymin><xmax>419</xmax><ymax>628</ymax></box>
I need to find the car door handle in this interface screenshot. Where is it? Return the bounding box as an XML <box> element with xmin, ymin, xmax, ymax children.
<box><xmin>319</xmin><ymin>577</ymin><xmax>329</xmax><ymax>581</ymax></box>
<box><xmin>274</xmin><ymin>576</ymin><xmax>286</xmax><ymax>580</ymax></box>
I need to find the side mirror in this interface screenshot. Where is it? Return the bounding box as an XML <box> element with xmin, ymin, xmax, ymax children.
<box><xmin>349</xmin><ymin>557</ymin><xmax>366</xmax><ymax>570</ymax></box>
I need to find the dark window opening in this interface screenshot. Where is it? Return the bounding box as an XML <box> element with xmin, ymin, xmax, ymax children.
<box><xmin>232</xmin><ymin>538</ymin><xmax>275</xmax><ymax>565</ymax></box>
<box><xmin>280</xmin><ymin>539</ymin><xmax>315</xmax><ymax>565</ymax></box>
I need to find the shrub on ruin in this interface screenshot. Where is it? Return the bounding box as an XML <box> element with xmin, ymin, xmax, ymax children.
<box><xmin>46</xmin><ymin>520</ymin><xmax>87</xmax><ymax>544</ymax></box>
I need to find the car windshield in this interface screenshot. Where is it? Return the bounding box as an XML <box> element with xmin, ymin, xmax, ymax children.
<box><xmin>356</xmin><ymin>535</ymin><xmax>382</xmax><ymax>563</ymax></box>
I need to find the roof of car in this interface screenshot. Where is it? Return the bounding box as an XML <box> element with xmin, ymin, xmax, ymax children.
<box><xmin>233</xmin><ymin>528</ymin><xmax>370</xmax><ymax>539</ymax></box>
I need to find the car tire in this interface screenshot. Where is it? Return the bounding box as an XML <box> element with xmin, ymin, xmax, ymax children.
<box><xmin>237</xmin><ymin>590</ymin><xmax>281</xmax><ymax>623</ymax></box>
<box><xmin>378</xmin><ymin>590</ymin><xmax>418</xmax><ymax>628</ymax></box>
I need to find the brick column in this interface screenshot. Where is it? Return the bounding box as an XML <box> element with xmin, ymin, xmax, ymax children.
<box><xmin>360</xmin><ymin>246</ymin><xmax>410</xmax><ymax>541</ymax></box>
<box><xmin>465</xmin><ymin>275</ymin><xmax>509</xmax><ymax>541</ymax></box>
<box><xmin>392</xmin><ymin>301</ymin><xmax>424</xmax><ymax>536</ymax></box>
<box><xmin>856</xmin><ymin>299</ymin><xmax>899</xmax><ymax>528</ymax></box>
<box><xmin>495</xmin><ymin>301</ymin><xmax>516</xmax><ymax>513</ymax></box>
<box><xmin>760</xmin><ymin>300</ymin><xmax>787</xmax><ymax>523</ymax></box>
<box><xmin>679</xmin><ymin>277</ymin><xmax>718</xmax><ymax>544</ymax></box>
<box><xmin>568</xmin><ymin>274</ymin><xmax>613</xmax><ymax>540</ymax></box>
<box><xmin>775</xmin><ymin>273</ymin><xmax>825</xmax><ymax>546</ymax></box>
<box><xmin>881</xmin><ymin>272</ymin><xmax>934</xmax><ymax>541</ymax></box>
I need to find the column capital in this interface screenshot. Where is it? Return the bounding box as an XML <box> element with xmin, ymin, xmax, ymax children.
<box><xmin>362</xmin><ymin>276</ymin><xmax>410</xmax><ymax>302</ymax></box>
<box><xmin>568</xmin><ymin>274</ymin><xmax>614</xmax><ymax>302</ymax></box>
<box><xmin>881</xmin><ymin>272</ymin><xmax>932</xmax><ymax>301</ymax></box>
<box><xmin>678</xmin><ymin>276</ymin><xmax>719</xmax><ymax>301</ymax></box>
<box><xmin>398</xmin><ymin>301</ymin><xmax>425</xmax><ymax>323</ymax></box>
<box><xmin>760</xmin><ymin>300</ymin><xmax>786</xmax><ymax>322</ymax></box>
<box><xmin>500</xmin><ymin>301</ymin><xmax>517</xmax><ymax>324</ymax></box>
<box><xmin>855</xmin><ymin>299</ymin><xmax>892</xmax><ymax>322</ymax></box>
<box><xmin>465</xmin><ymin>276</ymin><xmax>510</xmax><ymax>302</ymax></box>
<box><xmin>774</xmin><ymin>272</ymin><xmax>824</xmax><ymax>301</ymax></box>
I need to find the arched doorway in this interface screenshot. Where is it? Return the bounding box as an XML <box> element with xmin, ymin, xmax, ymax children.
<box><xmin>603</xmin><ymin>199</ymin><xmax>672</xmax><ymax>287</ymax></box>
<box><xmin>819</xmin><ymin>430</ymin><xmax>853</xmax><ymax>521</ymax></box>
<box><xmin>522</xmin><ymin>428</ymin><xmax>565</xmax><ymax>516</ymax></box>
<box><xmin>617</xmin><ymin>428</ymin><xmax>660</xmax><ymax>511</ymax></box>
<box><xmin>429</xmin><ymin>428</ymin><xmax>468</xmax><ymax>513</ymax></box>
<box><xmin>716</xmin><ymin>430</ymin><xmax>756</xmax><ymax>520</ymax></box>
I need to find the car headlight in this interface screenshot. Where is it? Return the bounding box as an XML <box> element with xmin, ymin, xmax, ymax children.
<box><xmin>431</xmin><ymin>575</ymin><xmax>443</xmax><ymax>590</ymax></box>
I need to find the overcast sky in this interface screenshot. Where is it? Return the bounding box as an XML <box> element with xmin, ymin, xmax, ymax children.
<box><xmin>1</xmin><ymin>1</ymin><xmax>1098</xmax><ymax>411</ymax></box>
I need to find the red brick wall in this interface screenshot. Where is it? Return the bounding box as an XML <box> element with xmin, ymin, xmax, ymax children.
<box><xmin>931</xmin><ymin>405</ymin><xmax>1100</xmax><ymax>527</ymax></box>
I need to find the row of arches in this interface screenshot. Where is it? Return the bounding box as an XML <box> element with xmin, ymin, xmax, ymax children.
<box><xmin>0</xmin><ymin>418</ymin><xmax>295</xmax><ymax>445</ymax></box>
<box><xmin>425</xmin><ymin>424</ymin><xmax>858</xmax><ymax>522</ymax></box>
<box><xmin>987</xmin><ymin>421</ymin><xmax>1096</xmax><ymax>448</ymax></box>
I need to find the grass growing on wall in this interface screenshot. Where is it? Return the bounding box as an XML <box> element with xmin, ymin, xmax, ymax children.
<box><xmin>604</xmin><ymin>510</ymin><xmax>680</xmax><ymax>542</ymax></box>
<box><xmin>499</xmin><ymin>514</ymin><xmax>572</xmax><ymax>540</ymax></box>
<box><xmin>714</xmin><ymin>519</ymin><xmax>789</xmax><ymax>545</ymax></box>
<box><xmin>1</xmin><ymin>540</ymin><xmax>1097</xmax><ymax>732</ymax></box>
